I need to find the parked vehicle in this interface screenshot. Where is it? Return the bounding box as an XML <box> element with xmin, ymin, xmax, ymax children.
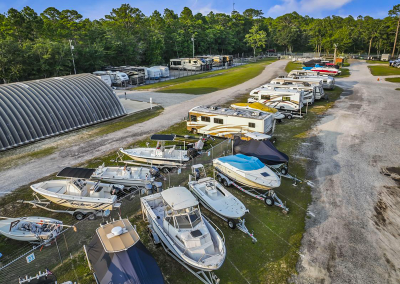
<box><xmin>93</xmin><ymin>72</ymin><xmax>112</xmax><ymax>87</ymax></box>
<box><xmin>187</xmin><ymin>105</ymin><xmax>275</xmax><ymax>138</ymax></box>
<box><xmin>381</xmin><ymin>54</ymin><xmax>391</xmax><ymax>61</ymax></box>
<box><xmin>248</xmin><ymin>88</ymin><xmax>305</xmax><ymax>112</ymax></box>
<box><xmin>270</xmin><ymin>77</ymin><xmax>325</xmax><ymax>99</ymax></box>
<box><xmin>152</xmin><ymin>66</ymin><xmax>170</xmax><ymax>77</ymax></box>
<box><xmin>287</xmin><ymin>70</ymin><xmax>335</xmax><ymax>89</ymax></box>
<box><xmin>169</xmin><ymin>58</ymin><xmax>203</xmax><ymax>71</ymax></box>
<box><xmin>254</xmin><ymin>83</ymin><xmax>315</xmax><ymax>104</ymax></box>
<box><xmin>147</xmin><ymin>67</ymin><xmax>162</xmax><ymax>80</ymax></box>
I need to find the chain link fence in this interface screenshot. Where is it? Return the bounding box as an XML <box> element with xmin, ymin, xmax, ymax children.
<box><xmin>0</xmin><ymin>139</ymin><xmax>232</xmax><ymax>283</ymax></box>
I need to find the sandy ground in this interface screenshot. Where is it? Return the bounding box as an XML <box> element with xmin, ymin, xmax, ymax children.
<box><xmin>293</xmin><ymin>60</ymin><xmax>400</xmax><ymax>283</ymax></box>
<box><xmin>0</xmin><ymin>59</ymin><xmax>288</xmax><ymax>192</ymax></box>
<box><xmin>115</xmin><ymin>90</ymin><xmax>197</xmax><ymax>107</ymax></box>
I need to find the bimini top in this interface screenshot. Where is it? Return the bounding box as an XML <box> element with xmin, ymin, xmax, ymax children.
<box><xmin>161</xmin><ymin>187</ymin><xmax>198</xmax><ymax>211</ymax></box>
<box><xmin>0</xmin><ymin>74</ymin><xmax>126</xmax><ymax>151</ymax></box>
<box><xmin>217</xmin><ymin>154</ymin><xmax>265</xmax><ymax>171</ymax></box>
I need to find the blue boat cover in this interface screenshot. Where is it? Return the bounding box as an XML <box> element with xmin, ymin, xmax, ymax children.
<box><xmin>302</xmin><ymin>66</ymin><xmax>313</xmax><ymax>70</ymax></box>
<box><xmin>87</xmin><ymin>234</ymin><xmax>164</xmax><ymax>284</ymax></box>
<box><xmin>217</xmin><ymin>154</ymin><xmax>265</xmax><ymax>171</ymax></box>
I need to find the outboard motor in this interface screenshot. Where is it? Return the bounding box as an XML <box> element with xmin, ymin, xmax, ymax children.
<box><xmin>150</xmin><ymin>167</ymin><xmax>161</xmax><ymax>178</ymax></box>
<box><xmin>187</xmin><ymin>148</ymin><xmax>198</xmax><ymax>158</ymax></box>
<box><xmin>195</xmin><ymin>168</ymin><xmax>201</xmax><ymax>180</ymax></box>
<box><xmin>111</xmin><ymin>184</ymin><xmax>124</xmax><ymax>197</ymax></box>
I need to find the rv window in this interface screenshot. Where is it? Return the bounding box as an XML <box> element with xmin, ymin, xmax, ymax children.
<box><xmin>214</xmin><ymin>118</ymin><xmax>223</xmax><ymax>124</ymax></box>
<box><xmin>201</xmin><ymin>116</ymin><xmax>210</xmax><ymax>122</ymax></box>
<box><xmin>282</xmin><ymin>96</ymin><xmax>291</xmax><ymax>101</ymax></box>
<box><xmin>249</xmin><ymin>122</ymin><xmax>256</xmax><ymax>128</ymax></box>
<box><xmin>193</xmin><ymin>60</ymin><xmax>197</xmax><ymax>64</ymax></box>
<box><xmin>190</xmin><ymin>115</ymin><xmax>197</xmax><ymax>122</ymax></box>
<box><xmin>261</xmin><ymin>95</ymin><xmax>270</xmax><ymax>100</ymax></box>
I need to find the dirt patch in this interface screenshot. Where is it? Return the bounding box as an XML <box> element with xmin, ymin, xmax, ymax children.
<box><xmin>381</xmin><ymin>167</ymin><xmax>400</xmax><ymax>185</ymax></box>
<box><xmin>373</xmin><ymin>196</ymin><xmax>388</xmax><ymax>227</ymax></box>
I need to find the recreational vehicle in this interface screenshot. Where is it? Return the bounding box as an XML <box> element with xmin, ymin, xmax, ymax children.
<box><xmin>253</xmin><ymin>83</ymin><xmax>315</xmax><ymax>104</ymax></box>
<box><xmin>212</xmin><ymin>56</ymin><xmax>223</xmax><ymax>67</ymax></box>
<box><xmin>287</xmin><ymin>70</ymin><xmax>335</xmax><ymax>89</ymax></box>
<box><xmin>248</xmin><ymin>89</ymin><xmax>304</xmax><ymax>112</ymax></box>
<box><xmin>93</xmin><ymin>72</ymin><xmax>112</xmax><ymax>87</ymax></box>
<box><xmin>222</xmin><ymin>55</ymin><xmax>233</xmax><ymax>66</ymax></box>
<box><xmin>270</xmin><ymin>77</ymin><xmax>325</xmax><ymax>99</ymax></box>
<box><xmin>94</xmin><ymin>71</ymin><xmax>128</xmax><ymax>86</ymax></box>
<box><xmin>147</xmin><ymin>67</ymin><xmax>161</xmax><ymax>80</ymax></box>
<box><xmin>381</xmin><ymin>54</ymin><xmax>391</xmax><ymax>61</ymax></box>
<box><xmin>151</xmin><ymin>66</ymin><xmax>170</xmax><ymax>77</ymax></box>
<box><xmin>169</xmin><ymin>58</ymin><xmax>203</xmax><ymax>71</ymax></box>
<box><xmin>187</xmin><ymin>106</ymin><xmax>275</xmax><ymax>138</ymax></box>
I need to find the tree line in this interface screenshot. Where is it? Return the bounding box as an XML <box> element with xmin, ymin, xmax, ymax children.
<box><xmin>0</xmin><ymin>4</ymin><xmax>399</xmax><ymax>83</ymax></box>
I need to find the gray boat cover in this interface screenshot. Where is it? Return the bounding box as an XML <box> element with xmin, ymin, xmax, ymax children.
<box><xmin>233</xmin><ymin>137</ymin><xmax>289</xmax><ymax>166</ymax></box>
<box><xmin>87</xmin><ymin>234</ymin><xmax>164</xmax><ymax>284</ymax></box>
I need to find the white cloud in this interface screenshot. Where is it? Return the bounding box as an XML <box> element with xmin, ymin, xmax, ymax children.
<box><xmin>268</xmin><ymin>0</ymin><xmax>353</xmax><ymax>17</ymax></box>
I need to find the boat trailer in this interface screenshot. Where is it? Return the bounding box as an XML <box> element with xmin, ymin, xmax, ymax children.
<box><xmin>215</xmin><ymin>172</ymin><xmax>289</xmax><ymax>214</ymax></box>
<box><xmin>17</xmin><ymin>194</ymin><xmax>115</xmax><ymax>220</ymax></box>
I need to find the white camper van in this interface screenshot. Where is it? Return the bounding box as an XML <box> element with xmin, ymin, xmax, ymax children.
<box><xmin>169</xmin><ymin>58</ymin><xmax>203</xmax><ymax>71</ymax></box>
<box><xmin>151</xmin><ymin>66</ymin><xmax>169</xmax><ymax>77</ymax></box>
<box><xmin>93</xmin><ymin>71</ymin><xmax>112</xmax><ymax>87</ymax></box>
<box><xmin>187</xmin><ymin>106</ymin><xmax>275</xmax><ymax>138</ymax></box>
<box><xmin>248</xmin><ymin>89</ymin><xmax>304</xmax><ymax>113</ymax></box>
<box><xmin>147</xmin><ymin>67</ymin><xmax>161</xmax><ymax>80</ymax></box>
<box><xmin>270</xmin><ymin>77</ymin><xmax>325</xmax><ymax>99</ymax></box>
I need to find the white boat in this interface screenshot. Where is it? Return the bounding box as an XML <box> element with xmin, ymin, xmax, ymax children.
<box><xmin>0</xmin><ymin>216</ymin><xmax>62</xmax><ymax>242</ymax></box>
<box><xmin>141</xmin><ymin>187</ymin><xmax>226</xmax><ymax>271</ymax></box>
<box><xmin>213</xmin><ymin>154</ymin><xmax>281</xmax><ymax>190</ymax></box>
<box><xmin>188</xmin><ymin>165</ymin><xmax>248</xmax><ymax>229</ymax></box>
<box><xmin>57</xmin><ymin>164</ymin><xmax>163</xmax><ymax>190</ymax></box>
<box><xmin>120</xmin><ymin>134</ymin><xmax>203</xmax><ymax>166</ymax></box>
<box><xmin>31</xmin><ymin>179</ymin><xmax>123</xmax><ymax>211</ymax></box>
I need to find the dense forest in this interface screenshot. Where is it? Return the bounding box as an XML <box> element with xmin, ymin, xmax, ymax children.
<box><xmin>0</xmin><ymin>4</ymin><xmax>399</xmax><ymax>83</ymax></box>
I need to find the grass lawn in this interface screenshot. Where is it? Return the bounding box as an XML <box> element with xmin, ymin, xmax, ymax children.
<box><xmin>385</xmin><ymin>77</ymin><xmax>400</xmax><ymax>83</ymax></box>
<box><xmin>342</xmin><ymin>62</ymin><xmax>350</xmax><ymax>67</ymax></box>
<box><xmin>368</xmin><ymin>65</ymin><xmax>400</xmax><ymax>76</ymax></box>
<box><xmin>336</xmin><ymin>68</ymin><xmax>350</xmax><ymax>78</ymax></box>
<box><xmin>0</xmin><ymin>106</ymin><xmax>164</xmax><ymax>172</ymax></box>
<box><xmin>366</xmin><ymin>60</ymin><xmax>389</xmax><ymax>64</ymax></box>
<box><xmin>134</xmin><ymin>59</ymin><xmax>277</xmax><ymax>95</ymax></box>
<box><xmin>285</xmin><ymin>61</ymin><xmax>303</xmax><ymax>73</ymax></box>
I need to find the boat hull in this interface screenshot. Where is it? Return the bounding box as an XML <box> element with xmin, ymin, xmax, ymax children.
<box><xmin>121</xmin><ymin>152</ymin><xmax>188</xmax><ymax>166</ymax></box>
<box><xmin>215</xmin><ymin>166</ymin><xmax>272</xmax><ymax>191</ymax></box>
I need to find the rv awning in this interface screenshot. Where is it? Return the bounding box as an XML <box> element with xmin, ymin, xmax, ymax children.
<box><xmin>87</xmin><ymin>234</ymin><xmax>164</xmax><ymax>284</ymax></box>
<box><xmin>150</xmin><ymin>134</ymin><xmax>176</xmax><ymax>141</ymax></box>
<box><xmin>57</xmin><ymin>167</ymin><xmax>95</xmax><ymax>179</ymax></box>
<box><xmin>233</xmin><ymin>137</ymin><xmax>289</xmax><ymax>166</ymax></box>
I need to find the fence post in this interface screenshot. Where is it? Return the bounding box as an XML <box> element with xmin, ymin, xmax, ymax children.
<box><xmin>55</xmin><ymin>238</ymin><xmax>63</xmax><ymax>264</ymax></box>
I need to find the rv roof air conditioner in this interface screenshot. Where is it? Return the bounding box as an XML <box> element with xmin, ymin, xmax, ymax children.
<box><xmin>251</xmin><ymin>111</ymin><xmax>260</xmax><ymax>116</ymax></box>
<box><xmin>210</xmin><ymin>106</ymin><xmax>218</xmax><ymax>110</ymax></box>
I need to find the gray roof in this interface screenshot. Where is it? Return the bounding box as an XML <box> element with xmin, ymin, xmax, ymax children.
<box><xmin>0</xmin><ymin>74</ymin><xmax>126</xmax><ymax>151</ymax></box>
<box><xmin>190</xmin><ymin>105</ymin><xmax>273</xmax><ymax>120</ymax></box>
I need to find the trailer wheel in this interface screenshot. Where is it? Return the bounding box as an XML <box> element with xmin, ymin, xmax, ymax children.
<box><xmin>264</xmin><ymin>196</ymin><xmax>275</xmax><ymax>206</ymax></box>
<box><xmin>147</xmin><ymin>227</ymin><xmax>160</xmax><ymax>247</ymax></box>
<box><xmin>281</xmin><ymin>167</ymin><xmax>288</xmax><ymax>176</ymax></box>
<box><xmin>192</xmin><ymin>128</ymin><xmax>198</xmax><ymax>134</ymax></box>
<box><xmin>162</xmin><ymin>167</ymin><xmax>170</xmax><ymax>174</ymax></box>
<box><xmin>87</xmin><ymin>213</ymin><xmax>96</xmax><ymax>220</ymax></box>
<box><xmin>222</xmin><ymin>179</ymin><xmax>229</xmax><ymax>187</ymax></box>
<box><xmin>227</xmin><ymin>219</ymin><xmax>236</xmax><ymax>229</ymax></box>
<box><xmin>287</xmin><ymin>114</ymin><xmax>293</xmax><ymax>120</ymax></box>
<box><xmin>73</xmin><ymin>212</ymin><xmax>85</xmax><ymax>220</ymax></box>
<box><xmin>217</xmin><ymin>175</ymin><xmax>222</xmax><ymax>183</ymax></box>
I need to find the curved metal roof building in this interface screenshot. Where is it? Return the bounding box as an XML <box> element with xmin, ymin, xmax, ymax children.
<box><xmin>0</xmin><ymin>74</ymin><xmax>126</xmax><ymax>151</ymax></box>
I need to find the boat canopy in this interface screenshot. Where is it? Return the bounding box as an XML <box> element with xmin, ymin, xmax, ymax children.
<box><xmin>161</xmin><ymin>187</ymin><xmax>198</xmax><ymax>210</ymax></box>
<box><xmin>87</xmin><ymin>234</ymin><xmax>164</xmax><ymax>284</ymax></box>
<box><xmin>57</xmin><ymin>167</ymin><xmax>95</xmax><ymax>179</ymax></box>
<box><xmin>150</xmin><ymin>134</ymin><xmax>176</xmax><ymax>141</ymax></box>
<box><xmin>217</xmin><ymin>154</ymin><xmax>265</xmax><ymax>171</ymax></box>
<box><xmin>233</xmin><ymin>138</ymin><xmax>289</xmax><ymax>166</ymax></box>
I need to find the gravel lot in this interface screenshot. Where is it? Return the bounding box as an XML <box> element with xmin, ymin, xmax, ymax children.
<box><xmin>293</xmin><ymin>60</ymin><xmax>400</xmax><ymax>283</ymax></box>
<box><xmin>115</xmin><ymin>90</ymin><xmax>197</xmax><ymax>107</ymax></box>
<box><xmin>0</xmin><ymin>59</ymin><xmax>288</xmax><ymax>192</ymax></box>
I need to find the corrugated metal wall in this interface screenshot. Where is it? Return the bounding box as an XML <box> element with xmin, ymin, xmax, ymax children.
<box><xmin>0</xmin><ymin>74</ymin><xmax>126</xmax><ymax>151</ymax></box>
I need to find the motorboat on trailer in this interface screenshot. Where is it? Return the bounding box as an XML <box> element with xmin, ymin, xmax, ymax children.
<box><xmin>120</xmin><ymin>134</ymin><xmax>205</xmax><ymax>166</ymax></box>
<box><xmin>231</xmin><ymin>102</ymin><xmax>285</xmax><ymax>120</ymax></box>
<box><xmin>303</xmin><ymin>65</ymin><xmax>341</xmax><ymax>76</ymax></box>
<box><xmin>31</xmin><ymin>178</ymin><xmax>123</xmax><ymax>211</ymax></box>
<box><xmin>57</xmin><ymin>165</ymin><xmax>163</xmax><ymax>192</ymax></box>
<box><xmin>86</xmin><ymin>218</ymin><xmax>164</xmax><ymax>284</ymax></box>
<box><xmin>141</xmin><ymin>187</ymin><xmax>226</xmax><ymax>272</ymax></box>
<box><xmin>0</xmin><ymin>216</ymin><xmax>62</xmax><ymax>242</ymax></box>
<box><xmin>213</xmin><ymin>154</ymin><xmax>281</xmax><ymax>190</ymax></box>
<box><xmin>188</xmin><ymin>164</ymin><xmax>247</xmax><ymax>228</ymax></box>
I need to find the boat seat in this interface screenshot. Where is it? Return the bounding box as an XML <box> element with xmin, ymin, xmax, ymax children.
<box><xmin>205</xmin><ymin>185</ymin><xmax>218</xmax><ymax>197</ymax></box>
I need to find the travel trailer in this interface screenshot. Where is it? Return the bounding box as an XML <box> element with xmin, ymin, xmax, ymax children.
<box><xmin>93</xmin><ymin>72</ymin><xmax>112</xmax><ymax>87</ymax></box>
<box><xmin>196</xmin><ymin>56</ymin><xmax>214</xmax><ymax>70</ymax></box>
<box><xmin>222</xmin><ymin>55</ymin><xmax>233</xmax><ymax>66</ymax></box>
<box><xmin>147</xmin><ymin>67</ymin><xmax>162</xmax><ymax>80</ymax></box>
<box><xmin>270</xmin><ymin>77</ymin><xmax>325</xmax><ymax>99</ymax></box>
<box><xmin>381</xmin><ymin>54</ymin><xmax>391</xmax><ymax>61</ymax></box>
<box><xmin>151</xmin><ymin>66</ymin><xmax>170</xmax><ymax>77</ymax></box>
<box><xmin>94</xmin><ymin>71</ymin><xmax>129</xmax><ymax>86</ymax></box>
<box><xmin>212</xmin><ymin>56</ymin><xmax>223</xmax><ymax>67</ymax></box>
<box><xmin>248</xmin><ymin>88</ymin><xmax>305</xmax><ymax>112</ymax></box>
<box><xmin>169</xmin><ymin>58</ymin><xmax>203</xmax><ymax>71</ymax></box>
<box><xmin>287</xmin><ymin>70</ymin><xmax>335</xmax><ymax>89</ymax></box>
<box><xmin>253</xmin><ymin>83</ymin><xmax>316</xmax><ymax>104</ymax></box>
<box><xmin>187</xmin><ymin>105</ymin><xmax>275</xmax><ymax>138</ymax></box>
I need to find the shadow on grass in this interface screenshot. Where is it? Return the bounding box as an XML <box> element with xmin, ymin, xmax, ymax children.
<box><xmin>158</xmin><ymin>87</ymin><xmax>219</xmax><ymax>95</ymax></box>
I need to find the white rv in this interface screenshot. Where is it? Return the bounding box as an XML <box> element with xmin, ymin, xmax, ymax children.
<box><xmin>212</xmin><ymin>56</ymin><xmax>223</xmax><ymax>67</ymax></box>
<box><xmin>252</xmin><ymin>84</ymin><xmax>315</xmax><ymax>105</ymax></box>
<box><xmin>270</xmin><ymin>77</ymin><xmax>325</xmax><ymax>99</ymax></box>
<box><xmin>151</xmin><ymin>66</ymin><xmax>169</xmax><ymax>77</ymax></box>
<box><xmin>93</xmin><ymin>72</ymin><xmax>112</xmax><ymax>87</ymax></box>
<box><xmin>147</xmin><ymin>67</ymin><xmax>161</xmax><ymax>80</ymax></box>
<box><xmin>169</xmin><ymin>58</ymin><xmax>203</xmax><ymax>71</ymax></box>
<box><xmin>93</xmin><ymin>71</ymin><xmax>128</xmax><ymax>86</ymax></box>
<box><xmin>288</xmin><ymin>70</ymin><xmax>335</xmax><ymax>89</ymax></box>
<box><xmin>381</xmin><ymin>54</ymin><xmax>391</xmax><ymax>61</ymax></box>
<box><xmin>187</xmin><ymin>106</ymin><xmax>275</xmax><ymax>138</ymax></box>
<box><xmin>248</xmin><ymin>89</ymin><xmax>304</xmax><ymax>112</ymax></box>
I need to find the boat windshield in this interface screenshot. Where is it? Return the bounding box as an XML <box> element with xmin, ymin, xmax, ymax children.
<box><xmin>174</xmin><ymin>208</ymin><xmax>201</xmax><ymax>229</ymax></box>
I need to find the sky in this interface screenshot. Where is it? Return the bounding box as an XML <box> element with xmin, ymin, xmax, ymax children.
<box><xmin>0</xmin><ymin>0</ymin><xmax>397</xmax><ymax>20</ymax></box>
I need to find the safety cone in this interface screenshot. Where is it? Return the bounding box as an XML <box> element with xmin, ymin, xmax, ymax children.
<box><xmin>377</xmin><ymin>77</ymin><xmax>380</xmax><ymax>81</ymax></box>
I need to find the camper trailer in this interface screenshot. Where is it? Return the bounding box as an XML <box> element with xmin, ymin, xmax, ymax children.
<box><xmin>222</xmin><ymin>55</ymin><xmax>233</xmax><ymax>66</ymax></box>
<box><xmin>270</xmin><ymin>77</ymin><xmax>325</xmax><ymax>99</ymax></box>
<box><xmin>147</xmin><ymin>67</ymin><xmax>161</xmax><ymax>80</ymax></box>
<box><xmin>93</xmin><ymin>71</ymin><xmax>112</xmax><ymax>87</ymax></box>
<box><xmin>196</xmin><ymin>56</ymin><xmax>214</xmax><ymax>70</ymax></box>
<box><xmin>151</xmin><ymin>66</ymin><xmax>170</xmax><ymax>77</ymax></box>
<box><xmin>187</xmin><ymin>106</ymin><xmax>275</xmax><ymax>138</ymax></box>
<box><xmin>287</xmin><ymin>70</ymin><xmax>335</xmax><ymax>89</ymax></box>
<box><xmin>94</xmin><ymin>71</ymin><xmax>128</xmax><ymax>86</ymax></box>
<box><xmin>169</xmin><ymin>58</ymin><xmax>203</xmax><ymax>71</ymax></box>
<box><xmin>248</xmin><ymin>89</ymin><xmax>305</xmax><ymax>113</ymax></box>
<box><xmin>212</xmin><ymin>56</ymin><xmax>223</xmax><ymax>67</ymax></box>
<box><xmin>253</xmin><ymin>83</ymin><xmax>315</xmax><ymax>104</ymax></box>
<box><xmin>381</xmin><ymin>54</ymin><xmax>391</xmax><ymax>61</ymax></box>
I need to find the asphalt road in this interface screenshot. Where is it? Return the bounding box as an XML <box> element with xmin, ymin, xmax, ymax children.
<box><xmin>0</xmin><ymin>59</ymin><xmax>288</xmax><ymax>192</ymax></box>
<box><xmin>293</xmin><ymin>61</ymin><xmax>400</xmax><ymax>283</ymax></box>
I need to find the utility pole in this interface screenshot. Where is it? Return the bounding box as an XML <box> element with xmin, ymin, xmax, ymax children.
<box><xmin>334</xmin><ymin>43</ymin><xmax>338</xmax><ymax>64</ymax></box>
<box><xmin>191</xmin><ymin>35</ymin><xmax>195</xmax><ymax>58</ymax></box>
<box><xmin>69</xmin><ymin>39</ymin><xmax>77</xmax><ymax>75</ymax></box>
<box><xmin>392</xmin><ymin>14</ymin><xmax>400</xmax><ymax>58</ymax></box>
